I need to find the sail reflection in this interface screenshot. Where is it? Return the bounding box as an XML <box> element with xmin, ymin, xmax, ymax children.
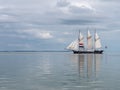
<box><xmin>78</xmin><ymin>54</ymin><xmax>85</xmax><ymax>78</ymax></box>
<box><xmin>87</xmin><ymin>54</ymin><xmax>93</xmax><ymax>79</ymax></box>
<box><xmin>73</xmin><ymin>54</ymin><xmax>102</xmax><ymax>80</ymax></box>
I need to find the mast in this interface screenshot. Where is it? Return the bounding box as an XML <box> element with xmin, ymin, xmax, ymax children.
<box><xmin>94</xmin><ymin>30</ymin><xmax>96</xmax><ymax>51</ymax></box>
<box><xmin>78</xmin><ymin>30</ymin><xmax>80</xmax><ymax>51</ymax></box>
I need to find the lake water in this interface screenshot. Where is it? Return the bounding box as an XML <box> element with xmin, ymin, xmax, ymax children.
<box><xmin>0</xmin><ymin>52</ymin><xmax>120</xmax><ymax>90</ymax></box>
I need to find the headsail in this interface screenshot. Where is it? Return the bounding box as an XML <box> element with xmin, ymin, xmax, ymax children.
<box><xmin>67</xmin><ymin>39</ymin><xmax>79</xmax><ymax>51</ymax></box>
<box><xmin>95</xmin><ymin>32</ymin><xmax>102</xmax><ymax>49</ymax></box>
<box><xmin>87</xmin><ymin>30</ymin><xmax>93</xmax><ymax>50</ymax></box>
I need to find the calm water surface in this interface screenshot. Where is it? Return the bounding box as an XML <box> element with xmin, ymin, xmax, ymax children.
<box><xmin>0</xmin><ymin>52</ymin><xmax>120</xmax><ymax>90</ymax></box>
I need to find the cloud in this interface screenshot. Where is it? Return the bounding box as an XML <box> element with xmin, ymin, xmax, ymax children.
<box><xmin>0</xmin><ymin>14</ymin><xmax>17</xmax><ymax>22</ymax></box>
<box><xmin>60</xmin><ymin>17</ymin><xmax>102</xmax><ymax>25</ymax></box>
<box><xmin>0</xmin><ymin>0</ymin><xmax>119</xmax><ymax>51</ymax></box>
<box><xmin>63</xmin><ymin>32</ymin><xmax>72</xmax><ymax>35</ymax></box>
<box><xmin>56</xmin><ymin>0</ymin><xmax>95</xmax><ymax>14</ymax></box>
<box><xmin>0</xmin><ymin>6</ymin><xmax>6</xmax><ymax>10</ymax></box>
<box><xmin>0</xmin><ymin>0</ymin><xmax>97</xmax><ymax>26</ymax></box>
<box><xmin>0</xmin><ymin>6</ymin><xmax>19</xmax><ymax>23</ymax></box>
<box><xmin>17</xmin><ymin>29</ymin><xmax>53</xmax><ymax>39</ymax></box>
<box><xmin>53</xmin><ymin>0</ymin><xmax>99</xmax><ymax>25</ymax></box>
<box><xmin>57</xmin><ymin>0</ymin><xmax>70</xmax><ymax>7</ymax></box>
<box><xmin>57</xmin><ymin>38</ymin><xmax>66</xmax><ymax>43</ymax></box>
<box><xmin>8</xmin><ymin>43</ymin><xmax>31</xmax><ymax>49</ymax></box>
<box><xmin>97</xmin><ymin>0</ymin><xmax>120</xmax><ymax>2</ymax></box>
<box><xmin>70</xmin><ymin>1</ymin><xmax>95</xmax><ymax>10</ymax></box>
<box><xmin>0</xmin><ymin>33</ymin><xmax>27</xmax><ymax>39</ymax></box>
<box><xmin>69</xmin><ymin>5</ymin><xmax>94</xmax><ymax>14</ymax></box>
<box><xmin>35</xmin><ymin>32</ymin><xmax>53</xmax><ymax>39</ymax></box>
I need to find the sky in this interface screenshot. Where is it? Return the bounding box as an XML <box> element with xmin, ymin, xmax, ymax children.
<box><xmin>0</xmin><ymin>0</ymin><xmax>120</xmax><ymax>51</ymax></box>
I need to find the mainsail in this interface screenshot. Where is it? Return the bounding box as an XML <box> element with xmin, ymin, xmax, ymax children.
<box><xmin>87</xmin><ymin>30</ymin><xmax>93</xmax><ymax>50</ymax></box>
<box><xmin>95</xmin><ymin>32</ymin><xmax>102</xmax><ymax>49</ymax></box>
<box><xmin>79</xmin><ymin>32</ymin><xmax>84</xmax><ymax>47</ymax></box>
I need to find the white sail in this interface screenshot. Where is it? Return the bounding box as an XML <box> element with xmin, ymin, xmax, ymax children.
<box><xmin>95</xmin><ymin>32</ymin><xmax>102</xmax><ymax>49</ymax></box>
<box><xmin>79</xmin><ymin>32</ymin><xmax>84</xmax><ymax>47</ymax></box>
<box><xmin>87</xmin><ymin>30</ymin><xmax>93</xmax><ymax>50</ymax></box>
<box><xmin>66</xmin><ymin>29</ymin><xmax>103</xmax><ymax>54</ymax></box>
<box><xmin>66</xmin><ymin>41</ymin><xmax>74</xmax><ymax>49</ymax></box>
<box><xmin>67</xmin><ymin>39</ymin><xmax>79</xmax><ymax>51</ymax></box>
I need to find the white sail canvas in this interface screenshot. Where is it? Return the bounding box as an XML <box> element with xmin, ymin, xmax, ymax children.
<box><xmin>67</xmin><ymin>39</ymin><xmax>79</xmax><ymax>51</ymax></box>
<box><xmin>73</xmin><ymin>40</ymin><xmax>79</xmax><ymax>51</ymax></box>
<box><xmin>79</xmin><ymin>32</ymin><xmax>84</xmax><ymax>47</ymax></box>
<box><xmin>66</xmin><ymin>41</ymin><xmax>74</xmax><ymax>50</ymax></box>
<box><xmin>95</xmin><ymin>32</ymin><xmax>102</xmax><ymax>49</ymax></box>
<box><xmin>87</xmin><ymin>30</ymin><xmax>93</xmax><ymax>50</ymax></box>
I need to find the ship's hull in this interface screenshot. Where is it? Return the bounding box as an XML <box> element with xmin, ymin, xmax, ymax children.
<box><xmin>73</xmin><ymin>50</ymin><xmax>103</xmax><ymax>54</ymax></box>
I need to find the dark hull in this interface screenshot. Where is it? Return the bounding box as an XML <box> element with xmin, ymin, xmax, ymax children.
<box><xmin>73</xmin><ymin>50</ymin><xmax>103</xmax><ymax>54</ymax></box>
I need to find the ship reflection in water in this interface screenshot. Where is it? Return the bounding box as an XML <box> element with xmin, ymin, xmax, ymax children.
<box><xmin>1</xmin><ymin>52</ymin><xmax>120</xmax><ymax>90</ymax></box>
<box><xmin>71</xmin><ymin>54</ymin><xmax>102</xmax><ymax>81</ymax></box>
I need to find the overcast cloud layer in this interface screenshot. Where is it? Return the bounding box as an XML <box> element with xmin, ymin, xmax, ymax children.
<box><xmin>0</xmin><ymin>0</ymin><xmax>120</xmax><ymax>51</ymax></box>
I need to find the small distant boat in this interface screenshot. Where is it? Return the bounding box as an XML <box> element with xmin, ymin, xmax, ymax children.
<box><xmin>67</xmin><ymin>30</ymin><xmax>103</xmax><ymax>54</ymax></box>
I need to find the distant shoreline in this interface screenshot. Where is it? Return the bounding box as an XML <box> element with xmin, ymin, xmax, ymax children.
<box><xmin>0</xmin><ymin>50</ymin><xmax>70</xmax><ymax>52</ymax></box>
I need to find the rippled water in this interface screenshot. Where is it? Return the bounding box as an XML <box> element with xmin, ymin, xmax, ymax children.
<box><xmin>0</xmin><ymin>52</ymin><xmax>120</xmax><ymax>90</ymax></box>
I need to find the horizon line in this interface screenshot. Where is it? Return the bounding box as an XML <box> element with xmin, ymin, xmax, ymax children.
<box><xmin>0</xmin><ymin>50</ymin><xmax>70</xmax><ymax>52</ymax></box>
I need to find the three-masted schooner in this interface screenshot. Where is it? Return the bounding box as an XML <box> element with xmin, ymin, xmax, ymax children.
<box><xmin>67</xmin><ymin>30</ymin><xmax>103</xmax><ymax>54</ymax></box>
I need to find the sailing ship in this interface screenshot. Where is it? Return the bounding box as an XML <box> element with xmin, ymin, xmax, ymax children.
<box><xmin>67</xmin><ymin>30</ymin><xmax>103</xmax><ymax>54</ymax></box>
